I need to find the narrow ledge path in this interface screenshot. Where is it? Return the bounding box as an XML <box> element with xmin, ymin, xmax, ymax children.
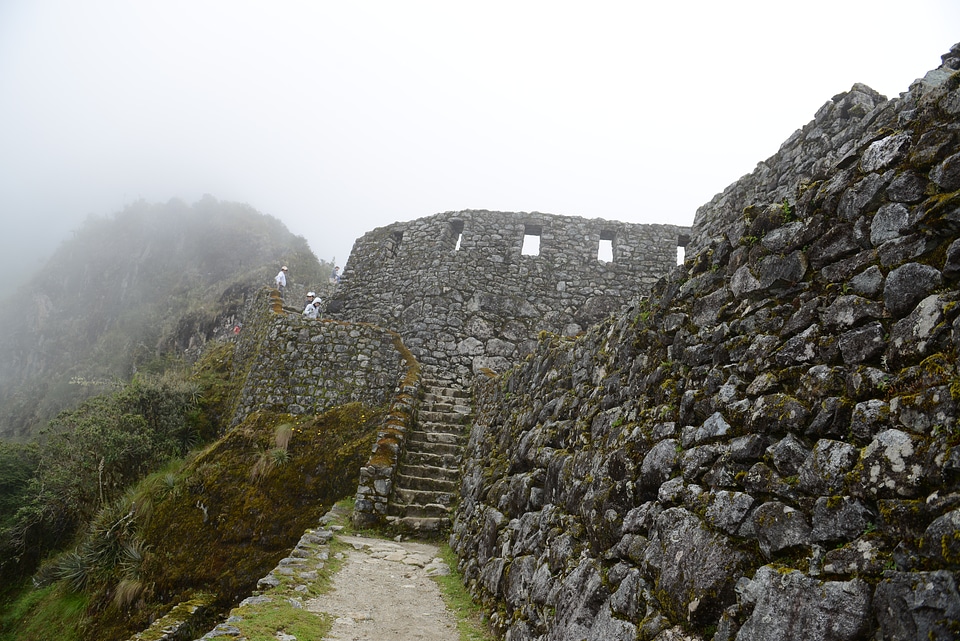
<box><xmin>305</xmin><ymin>535</ymin><xmax>460</xmax><ymax>641</ymax></box>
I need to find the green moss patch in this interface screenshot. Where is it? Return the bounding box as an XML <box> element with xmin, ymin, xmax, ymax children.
<box><xmin>0</xmin><ymin>585</ymin><xmax>87</xmax><ymax>641</ymax></box>
<box><xmin>83</xmin><ymin>403</ymin><xmax>384</xmax><ymax>640</ymax></box>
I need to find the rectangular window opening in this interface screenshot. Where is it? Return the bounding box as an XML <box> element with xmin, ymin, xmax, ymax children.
<box><xmin>449</xmin><ymin>219</ymin><xmax>464</xmax><ymax>251</ymax></box>
<box><xmin>521</xmin><ymin>224</ymin><xmax>542</xmax><ymax>256</ymax></box>
<box><xmin>386</xmin><ymin>230</ymin><xmax>403</xmax><ymax>258</ymax></box>
<box><xmin>677</xmin><ymin>232</ymin><xmax>689</xmax><ymax>265</ymax></box>
<box><xmin>598</xmin><ymin>230</ymin><xmax>616</xmax><ymax>262</ymax></box>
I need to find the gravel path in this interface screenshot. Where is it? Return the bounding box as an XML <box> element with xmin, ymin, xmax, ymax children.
<box><xmin>305</xmin><ymin>535</ymin><xmax>460</xmax><ymax>641</ymax></box>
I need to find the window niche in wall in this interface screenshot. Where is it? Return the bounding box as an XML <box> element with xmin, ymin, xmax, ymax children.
<box><xmin>446</xmin><ymin>219</ymin><xmax>464</xmax><ymax>251</ymax></box>
<box><xmin>677</xmin><ymin>232</ymin><xmax>690</xmax><ymax>265</ymax></box>
<box><xmin>521</xmin><ymin>224</ymin><xmax>542</xmax><ymax>256</ymax></box>
<box><xmin>385</xmin><ymin>231</ymin><xmax>403</xmax><ymax>258</ymax></box>
<box><xmin>598</xmin><ymin>229</ymin><xmax>616</xmax><ymax>263</ymax></box>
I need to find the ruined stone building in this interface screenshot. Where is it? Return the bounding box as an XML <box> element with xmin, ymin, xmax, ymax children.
<box><xmin>228</xmin><ymin>44</ymin><xmax>960</xmax><ymax>641</ymax></box>
<box><xmin>327</xmin><ymin>209</ymin><xmax>689</xmax><ymax>385</ymax></box>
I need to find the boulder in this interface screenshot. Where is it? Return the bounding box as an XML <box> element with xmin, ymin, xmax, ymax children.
<box><xmin>853</xmin><ymin>429</ymin><xmax>928</xmax><ymax>499</ymax></box>
<box><xmin>752</xmin><ymin>501</ymin><xmax>812</xmax><ymax>558</ymax></box>
<box><xmin>838</xmin><ymin>321</ymin><xmax>885</xmax><ymax>365</ymax></box>
<box><xmin>736</xmin><ymin>566</ymin><xmax>871</xmax><ymax>641</ymax></box>
<box><xmin>874</xmin><ymin>571</ymin><xmax>960</xmax><ymax>641</ymax></box>
<box><xmin>644</xmin><ymin>507</ymin><xmax>749</xmax><ymax>626</ymax></box>
<box><xmin>920</xmin><ymin>509</ymin><xmax>960</xmax><ymax>568</ymax></box>
<box><xmin>798</xmin><ymin>439</ymin><xmax>858</xmax><ymax>495</ymax></box>
<box><xmin>811</xmin><ymin>496</ymin><xmax>872</xmax><ymax>543</ymax></box>
<box><xmin>884</xmin><ymin>262</ymin><xmax>943</xmax><ymax>317</ymax></box>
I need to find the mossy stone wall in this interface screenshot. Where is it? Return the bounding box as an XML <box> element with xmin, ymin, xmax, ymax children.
<box><xmin>233</xmin><ymin>289</ymin><xmax>406</xmax><ymax>423</ymax></box>
<box><xmin>451</xmin><ymin>44</ymin><xmax>960</xmax><ymax>640</ymax></box>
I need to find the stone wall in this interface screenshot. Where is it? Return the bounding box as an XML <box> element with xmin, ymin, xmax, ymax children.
<box><xmin>233</xmin><ymin>288</ymin><xmax>407</xmax><ymax>423</ymax></box>
<box><xmin>450</xmin><ymin>44</ymin><xmax>960</xmax><ymax>640</ymax></box>
<box><xmin>327</xmin><ymin>209</ymin><xmax>688</xmax><ymax>384</ymax></box>
<box><xmin>688</xmin><ymin>46</ymin><xmax>960</xmax><ymax>259</ymax></box>
<box><xmin>352</xmin><ymin>370</ymin><xmax>423</xmax><ymax>529</ymax></box>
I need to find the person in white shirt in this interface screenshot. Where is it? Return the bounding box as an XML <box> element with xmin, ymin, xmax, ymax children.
<box><xmin>303</xmin><ymin>297</ymin><xmax>322</xmax><ymax>319</ymax></box>
<box><xmin>274</xmin><ymin>266</ymin><xmax>288</xmax><ymax>299</ymax></box>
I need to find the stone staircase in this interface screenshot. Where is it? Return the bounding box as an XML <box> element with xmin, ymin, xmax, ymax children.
<box><xmin>386</xmin><ymin>377</ymin><xmax>471</xmax><ymax>535</ymax></box>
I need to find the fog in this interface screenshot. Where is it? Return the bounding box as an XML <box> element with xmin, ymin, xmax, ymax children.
<box><xmin>2</xmin><ymin>1</ymin><xmax>958</xmax><ymax>301</ymax></box>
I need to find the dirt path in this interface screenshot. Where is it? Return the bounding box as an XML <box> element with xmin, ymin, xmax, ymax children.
<box><xmin>305</xmin><ymin>534</ymin><xmax>461</xmax><ymax>641</ymax></box>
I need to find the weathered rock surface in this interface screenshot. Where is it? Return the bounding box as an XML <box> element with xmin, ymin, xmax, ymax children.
<box><xmin>327</xmin><ymin>209</ymin><xmax>687</xmax><ymax>387</ymax></box>
<box><xmin>451</xmin><ymin>44</ymin><xmax>960</xmax><ymax>640</ymax></box>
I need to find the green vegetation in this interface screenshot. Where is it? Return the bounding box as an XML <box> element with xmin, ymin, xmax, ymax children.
<box><xmin>434</xmin><ymin>543</ymin><xmax>496</xmax><ymax>641</ymax></box>
<box><xmin>0</xmin><ymin>372</ymin><xmax>207</xmax><ymax>594</ymax></box>
<box><xmin>0</xmin><ymin>585</ymin><xmax>87</xmax><ymax>641</ymax></box>
<box><xmin>0</xmin><ymin>197</ymin><xmax>333</xmax><ymax>441</ymax></box>
<box><xmin>228</xmin><ymin>599</ymin><xmax>333</xmax><ymax>641</ymax></box>
<box><xmin>0</xmin><ymin>199</ymin><xmax>361</xmax><ymax>640</ymax></box>
<box><xmin>780</xmin><ymin>198</ymin><xmax>795</xmax><ymax>222</ymax></box>
<box><xmin>0</xmin><ymin>317</ymin><xmax>384</xmax><ymax>641</ymax></box>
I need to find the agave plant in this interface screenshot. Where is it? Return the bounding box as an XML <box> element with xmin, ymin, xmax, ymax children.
<box><xmin>56</xmin><ymin>550</ymin><xmax>96</xmax><ymax>592</ymax></box>
<box><xmin>270</xmin><ymin>447</ymin><xmax>290</xmax><ymax>467</ymax></box>
<box><xmin>117</xmin><ymin>537</ymin><xmax>149</xmax><ymax>579</ymax></box>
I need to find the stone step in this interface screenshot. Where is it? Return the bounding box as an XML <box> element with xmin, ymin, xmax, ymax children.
<box><xmin>392</xmin><ymin>487</ymin><xmax>454</xmax><ymax>508</ymax></box>
<box><xmin>383</xmin><ymin>377</ymin><xmax>469</xmax><ymax>537</ymax></box>
<box><xmin>423</xmin><ymin>383</ymin><xmax>469</xmax><ymax>394</ymax></box>
<box><xmin>421</xmin><ymin>401</ymin><xmax>471</xmax><ymax>416</ymax></box>
<box><xmin>397</xmin><ymin>463</ymin><xmax>460</xmax><ymax>481</ymax></box>
<box><xmin>422</xmin><ymin>394</ymin><xmax>469</xmax><ymax>407</ymax></box>
<box><xmin>406</xmin><ymin>430</ymin><xmax>464</xmax><ymax>447</ymax></box>
<box><xmin>402</xmin><ymin>449</ymin><xmax>461</xmax><ymax>468</ymax></box>
<box><xmin>418</xmin><ymin>410</ymin><xmax>469</xmax><ymax>424</ymax></box>
<box><xmin>416</xmin><ymin>420</ymin><xmax>467</xmax><ymax>435</ymax></box>
<box><xmin>423</xmin><ymin>391</ymin><xmax>470</xmax><ymax>403</ymax></box>
<box><xmin>422</xmin><ymin>380</ymin><xmax>467</xmax><ymax>393</ymax></box>
<box><xmin>385</xmin><ymin>515</ymin><xmax>450</xmax><ymax>534</ymax></box>
<box><xmin>394</xmin><ymin>471</ymin><xmax>458</xmax><ymax>491</ymax></box>
<box><xmin>401</xmin><ymin>439</ymin><xmax>463</xmax><ymax>457</ymax></box>
<box><xmin>388</xmin><ymin>501</ymin><xmax>452</xmax><ymax>519</ymax></box>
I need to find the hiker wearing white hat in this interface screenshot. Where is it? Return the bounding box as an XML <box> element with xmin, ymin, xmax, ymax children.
<box><xmin>274</xmin><ymin>266</ymin><xmax>288</xmax><ymax>299</ymax></box>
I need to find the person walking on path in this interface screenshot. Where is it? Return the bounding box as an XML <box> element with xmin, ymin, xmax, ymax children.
<box><xmin>275</xmin><ymin>266</ymin><xmax>288</xmax><ymax>299</ymax></box>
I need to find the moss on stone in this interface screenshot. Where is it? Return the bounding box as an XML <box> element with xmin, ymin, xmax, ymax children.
<box><xmin>90</xmin><ymin>403</ymin><xmax>382</xmax><ymax>640</ymax></box>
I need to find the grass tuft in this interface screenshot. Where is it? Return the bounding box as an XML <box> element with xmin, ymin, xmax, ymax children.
<box><xmin>431</xmin><ymin>543</ymin><xmax>495</xmax><ymax>641</ymax></box>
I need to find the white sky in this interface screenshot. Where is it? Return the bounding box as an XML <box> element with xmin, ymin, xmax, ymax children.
<box><xmin>1</xmin><ymin>1</ymin><xmax>958</xmax><ymax>286</ymax></box>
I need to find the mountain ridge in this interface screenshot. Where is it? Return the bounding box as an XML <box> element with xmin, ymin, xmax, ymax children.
<box><xmin>0</xmin><ymin>195</ymin><xmax>331</xmax><ymax>440</ymax></box>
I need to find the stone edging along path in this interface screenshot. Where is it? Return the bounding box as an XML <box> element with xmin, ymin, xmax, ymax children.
<box><xmin>187</xmin><ymin>504</ymin><xmax>461</xmax><ymax>641</ymax></box>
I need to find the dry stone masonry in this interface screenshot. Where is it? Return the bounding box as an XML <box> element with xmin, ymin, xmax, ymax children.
<box><xmin>164</xmin><ymin>43</ymin><xmax>960</xmax><ymax>641</ymax></box>
<box><xmin>232</xmin><ymin>289</ymin><xmax>407</xmax><ymax>424</ymax></box>
<box><xmin>450</xmin><ymin>44</ymin><xmax>960</xmax><ymax>640</ymax></box>
<box><xmin>327</xmin><ymin>210</ymin><xmax>689</xmax><ymax>386</ymax></box>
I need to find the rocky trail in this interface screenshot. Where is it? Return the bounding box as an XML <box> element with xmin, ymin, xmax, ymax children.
<box><xmin>185</xmin><ymin>503</ymin><xmax>480</xmax><ymax>641</ymax></box>
<box><xmin>305</xmin><ymin>535</ymin><xmax>460</xmax><ymax>641</ymax></box>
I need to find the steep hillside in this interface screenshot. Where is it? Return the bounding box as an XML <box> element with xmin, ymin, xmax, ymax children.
<box><xmin>0</xmin><ymin>196</ymin><xmax>330</xmax><ymax>440</ymax></box>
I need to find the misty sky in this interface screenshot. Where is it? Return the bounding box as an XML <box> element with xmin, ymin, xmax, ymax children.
<box><xmin>1</xmin><ymin>1</ymin><xmax>958</xmax><ymax>300</ymax></box>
